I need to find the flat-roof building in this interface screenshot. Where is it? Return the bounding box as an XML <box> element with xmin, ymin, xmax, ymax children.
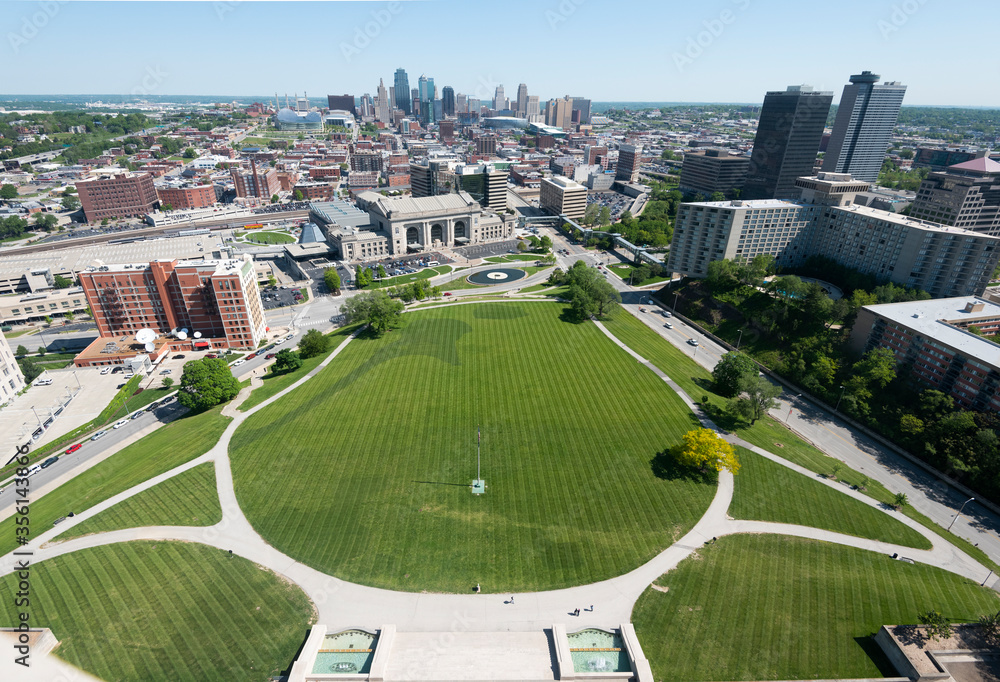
<box><xmin>667</xmin><ymin>186</ymin><xmax>1000</xmax><ymax>298</ymax></box>
<box><xmin>0</xmin><ymin>328</ymin><xmax>26</xmax><ymax>406</ymax></box>
<box><xmin>540</xmin><ymin>176</ymin><xmax>587</xmax><ymax>221</ymax></box>
<box><xmin>615</xmin><ymin>143</ymin><xmax>642</xmax><ymax>184</ymax></box>
<box><xmin>909</xmin><ymin>157</ymin><xmax>1000</xmax><ymax>237</ymax></box>
<box><xmin>231</xmin><ymin>166</ymin><xmax>281</xmax><ymax>200</ymax></box>
<box><xmin>849</xmin><ymin>296</ymin><xmax>1000</xmax><ymax>413</ymax></box>
<box><xmin>77</xmin><ymin>255</ymin><xmax>265</xmax><ymax>358</ymax></box>
<box><xmin>78</xmin><ymin>172</ymin><xmax>158</xmax><ymax>222</ymax></box>
<box><xmin>156</xmin><ymin>183</ymin><xmax>216</xmax><ymax>211</ymax></box>
<box><xmin>679</xmin><ymin>149</ymin><xmax>750</xmax><ymax>197</ymax></box>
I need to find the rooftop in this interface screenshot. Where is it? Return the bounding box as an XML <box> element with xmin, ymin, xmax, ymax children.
<box><xmin>360</xmin><ymin>191</ymin><xmax>479</xmax><ymax>217</ymax></box>
<box><xmin>948</xmin><ymin>156</ymin><xmax>1000</xmax><ymax>175</ymax></box>
<box><xmin>863</xmin><ymin>296</ymin><xmax>1000</xmax><ymax>367</ymax></box>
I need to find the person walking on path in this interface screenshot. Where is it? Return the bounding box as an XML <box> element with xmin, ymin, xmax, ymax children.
<box><xmin>509</xmin><ymin>595</ymin><xmax>514</xmax><ymax>604</ymax></box>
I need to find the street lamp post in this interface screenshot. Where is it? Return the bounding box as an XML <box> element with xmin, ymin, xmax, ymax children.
<box><xmin>30</xmin><ymin>406</ymin><xmax>41</xmax><ymax>428</ymax></box>
<box><xmin>737</xmin><ymin>329</ymin><xmax>744</xmax><ymax>350</ymax></box>
<box><xmin>948</xmin><ymin>497</ymin><xmax>975</xmax><ymax>531</ymax></box>
<box><xmin>835</xmin><ymin>385</ymin><xmax>846</xmax><ymax>411</ymax></box>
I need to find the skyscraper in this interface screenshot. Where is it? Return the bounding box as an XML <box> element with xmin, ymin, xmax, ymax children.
<box><xmin>516</xmin><ymin>83</ymin><xmax>528</xmax><ymax>118</ymax></box>
<box><xmin>418</xmin><ymin>75</ymin><xmax>435</xmax><ymax>124</ymax></box>
<box><xmin>493</xmin><ymin>84</ymin><xmax>505</xmax><ymax>112</ymax></box>
<box><xmin>526</xmin><ymin>96</ymin><xmax>540</xmax><ymax>120</ymax></box>
<box><xmin>456</xmin><ymin>92</ymin><xmax>467</xmax><ymax>114</ymax></box>
<box><xmin>411</xmin><ymin>88</ymin><xmax>419</xmax><ymax>116</ymax></box>
<box><xmin>376</xmin><ymin>79</ymin><xmax>391</xmax><ymax>123</ymax></box>
<box><xmin>743</xmin><ymin>85</ymin><xmax>833</xmax><ymax>200</ymax></box>
<box><xmin>571</xmin><ymin>98</ymin><xmax>591</xmax><ymax>124</ymax></box>
<box><xmin>821</xmin><ymin>71</ymin><xmax>907</xmax><ymax>184</ymax></box>
<box><xmin>442</xmin><ymin>86</ymin><xmax>455</xmax><ymax>118</ymax></box>
<box><xmin>394</xmin><ymin>68</ymin><xmax>411</xmax><ymax>115</ymax></box>
<box><xmin>616</xmin><ymin>144</ymin><xmax>642</xmax><ymax>184</ymax></box>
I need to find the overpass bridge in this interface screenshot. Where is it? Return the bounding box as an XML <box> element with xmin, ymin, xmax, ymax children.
<box><xmin>556</xmin><ymin>215</ymin><xmax>661</xmax><ymax>267</ymax></box>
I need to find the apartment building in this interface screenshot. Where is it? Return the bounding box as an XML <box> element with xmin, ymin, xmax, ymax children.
<box><xmin>77</xmin><ymin>172</ymin><xmax>158</xmax><ymax>222</ymax></box>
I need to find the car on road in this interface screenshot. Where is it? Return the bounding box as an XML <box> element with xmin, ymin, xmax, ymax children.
<box><xmin>113</xmin><ymin>419</ymin><xmax>129</xmax><ymax>429</ymax></box>
<box><xmin>159</xmin><ymin>369</ymin><xmax>171</xmax><ymax>375</ymax></box>
<box><xmin>665</xmin><ymin>323</ymin><xmax>673</xmax><ymax>329</ymax></box>
<box><xmin>27</xmin><ymin>465</ymin><xmax>42</xmax><ymax>477</ymax></box>
<box><xmin>131</xmin><ymin>410</ymin><xmax>144</xmax><ymax>420</ymax></box>
<box><xmin>687</xmin><ymin>338</ymin><xmax>699</xmax><ymax>346</ymax></box>
<box><xmin>65</xmin><ymin>443</ymin><xmax>82</xmax><ymax>455</ymax></box>
<box><xmin>265</xmin><ymin>353</ymin><xmax>276</xmax><ymax>359</ymax></box>
<box><xmin>444</xmin><ymin>292</ymin><xmax>453</xmax><ymax>296</ymax></box>
<box><xmin>639</xmin><ymin>307</ymin><xmax>647</xmax><ymax>313</ymax></box>
<box><xmin>664</xmin><ymin>311</ymin><xmax>672</xmax><ymax>317</ymax></box>
<box><xmin>247</xmin><ymin>353</ymin><xmax>257</xmax><ymax>360</ymax></box>
<box><xmin>231</xmin><ymin>359</ymin><xmax>246</xmax><ymax>367</ymax></box>
<box><xmin>40</xmin><ymin>456</ymin><xmax>59</xmax><ymax>469</ymax></box>
<box><xmin>100</xmin><ymin>367</ymin><xmax>112</xmax><ymax>375</ymax></box>
<box><xmin>91</xmin><ymin>430</ymin><xmax>107</xmax><ymax>441</ymax></box>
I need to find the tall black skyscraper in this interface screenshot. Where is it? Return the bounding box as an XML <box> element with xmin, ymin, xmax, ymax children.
<box><xmin>743</xmin><ymin>85</ymin><xmax>833</xmax><ymax>200</ymax></box>
<box><xmin>821</xmin><ymin>71</ymin><xmax>907</xmax><ymax>184</ymax></box>
<box><xmin>442</xmin><ymin>86</ymin><xmax>455</xmax><ymax>118</ymax></box>
<box><xmin>394</xmin><ymin>68</ymin><xmax>411</xmax><ymax>115</ymax></box>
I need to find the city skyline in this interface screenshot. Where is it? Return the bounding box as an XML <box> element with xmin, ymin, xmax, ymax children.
<box><xmin>2</xmin><ymin>0</ymin><xmax>999</xmax><ymax>107</ymax></box>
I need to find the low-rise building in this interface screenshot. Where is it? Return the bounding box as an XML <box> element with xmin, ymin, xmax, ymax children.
<box><xmin>679</xmin><ymin>148</ymin><xmax>750</xmax><ymax>197</ymax></box>
<box><xmin>156</xmin><ymin>183</ymin><xmax>216</xmax><ymax>210</ymax></box>
<box><xmin>850</xmin><ymin>296</ymin><xmax>1000</xmax><ymax>413</ymax></box>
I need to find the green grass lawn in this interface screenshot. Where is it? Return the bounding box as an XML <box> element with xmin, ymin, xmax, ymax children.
<box><xmin>244</xmin><ymin>230</ymin><xmax>295</xmax><ymax>244</ymax></box>
<box><xmin>484</xmin><ymin>254</ymin><xmax>546</xmax><ymax>263</ymax></box>
<box><xmin>601</xmin><ymin>310</ymin><xmax>1000</xmax><ymax>574</ymax></box>
<box><xmin>732</xmin><ymin>447</ymin><xmax>929</xmax><ymax>548</ymax></box>
<box><xmin>56</xmin><ymin>463</ymin><xmax>221</xmax><ymax>541</ymax></box>
<box><xmin>520</xmin><ymin>283</ymin><xmax>554</xmax><ymax>293</ymax></box>
<box><xmin>230</xmin><ymin>302</ymin><xmax>714</xmax><ymax>593</ymax></box>
<box><xmin>0</xmin><ymin>541</ymin><xmax>313</xmax><ymax>682</ymax></box>
<box><xmin>607</xmin><ymin>263</ymin><xmax>671</xmax><ymax>286</ymax></box>
<box><xmin>104</xmin><ymin>386</ymin><xmax>175</xmax><ymax>423</ymax></box>
<box><xmin>0</xmin><ymin>408</ymin><xmax>230</xmax><ymax>556</ymax></box>
<box><xmin>632</xmin><ymin>534</ymin><xmax>1000</xmax><ymax>681</ymax></box>
<box><xmin>370</xmin><ymin>265</ymin><xmax>452</xmax><ymax>289</ymax></box>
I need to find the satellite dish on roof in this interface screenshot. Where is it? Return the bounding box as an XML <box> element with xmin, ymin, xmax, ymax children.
<box><xmin>194</xmin><ymin>331</ymin><xmax>202</xmax><ymax>338</ymax></box>
<box><xmin>176</xmin><ymin>331</ymin><xmax>188</xmax><ymax>340</ymax></box>
<box><xmin>144</xmin><ymin>342</ymin><xmax>155</xmax><ymax>353</ymax></box>
<box><xmin>180</xmin><ymin>328</ymin><xmax>189</xmax><ymax>335</ymax></box>
<box><xmin>136</xmin><ymin>328</ymin><xmax>155</xmax><ymax>344</ymax></box>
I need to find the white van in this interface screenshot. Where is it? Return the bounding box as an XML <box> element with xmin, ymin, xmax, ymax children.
<box><xmin>427</xmin><ymin>261</ymin><xmax>440</xmax><ymax>267</ymax></box>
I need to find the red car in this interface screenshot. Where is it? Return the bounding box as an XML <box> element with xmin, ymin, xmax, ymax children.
<box><xmin>205</xmin><ymin>353</ymin><xmax>218</xmax><ymax>359</ymax></box>
<box><xmin>65</xmin><ymin>443</ymin><xmax>82</xmax><ymax>455</ymax></box>
<box><xmin>265</xmin><ymin>353</ymin><xmax>276</xmax><ymax>359</ymax></box>
<box><xmin>444</xmin><ymin>292</ymin><xmax>453</xmax><ymax>297</ymax></box>
<box><xmin>247</xmin><ymin>353</ymin><xmax>257</xmax><ymax>360</ymax></box>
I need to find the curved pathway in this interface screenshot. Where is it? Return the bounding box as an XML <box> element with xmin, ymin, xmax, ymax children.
<box><xmin>2</xmin><ymin>301</ymin><xmax>993</xmax><ymax>635</ymax></box>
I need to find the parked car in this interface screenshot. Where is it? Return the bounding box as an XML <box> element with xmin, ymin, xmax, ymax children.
<box><xmin>159</xmin><ymin>369</ymin><xmax>172</xmax><ymax>375</ymax></box>
<box><xmin>100</xmin><ymin>367</ymin><xmax>112</xmax><ymax>375</ymax></box>
<box><xmin>205</xmin><ymin>353</ymin><xmax>218</xmax><ymax>359</ymax></box>
<box><xmin>40</xmin><ymin>456</ymin><xmax>59</xmax><ymax>469</ymax></box>
<box><xmin>65</xmin><ymin>443</ymin><xmax>82</xmax><ymax>455</ymax></box>
<box><xmin>131</xmin><ymin>410</ymin><xmax>144</xmax><ymax>420</ymax></box>
<box><xmin>113</xmin><ymin>419</ymin><xmax>130</xmax><ymax>429</ymax></box>
<box><xmin>172</xmin><ymin>354</ymin><xmax>186</xmax><ymax>360</ymax></box>
<box><xmin>265</xmin><ymin>353</ymin><xmax>276</xmax><ymax>359</ymax></box>
<box><xmin>247</xmin><ymin>353</ymin><xmax>257</xmax><ymax>360</ymax></box>
<box><xmin>34</xmin><ymin>378</ymin><xmax>52</xmax><ymax>386</ymax></box>
<box><xmin>91</xmin><ymin>430</ymin><xmax>107</xmax><ymax>441</ymax></box>
<box><xmin>231</xmin><ymin>359</ymin><xmax>246</xmax><ymax>367</ymax></box>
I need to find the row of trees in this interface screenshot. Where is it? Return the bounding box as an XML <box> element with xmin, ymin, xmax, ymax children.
<box><xmin>341</xmin><ymin>290</ymin><xmax>404</xmax><ymax>334</ymax></box>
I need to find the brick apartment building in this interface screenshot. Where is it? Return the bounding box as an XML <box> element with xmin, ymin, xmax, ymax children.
<box><xmin>76</xmin><ymin>256</ymin><xmax>265</xmax><ymax>365</ymax></box>
<box><xmin>850</xmin><ymin>297</ymin><xmax>1000</xmax><ymax>413</ymax></box>
<box><xmin>293</xmin><ymin>181</ymin><xmax>336</xmax><ymax>201</ymax></box>
<box><xmin>77</xmin><ymin>172</ymin><xmax>158</xmax><ymax>222</ymax></box>
<box><xmin>156</xmin><ymin>183</ymin><xmax>216</xmax><ymax>210</ymax></box>
<box><xmin>231</xmin><ymin>166</ymin><xmax>281</xmax><ymax>199</ymax></box>
<box><xmin>309</xmin><ymin>166</ymin><xmax>342</xmax><ymax>179</ymax></box>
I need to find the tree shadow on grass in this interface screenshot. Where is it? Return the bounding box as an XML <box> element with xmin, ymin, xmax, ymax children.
<box><xmin>701</xmin><ymin>401</ymin><xmax>744</xmax><ymax>432</ymax></box>
<box><xmin>650</xmin><ymin>448</ymin><xmax>716</xmax><ymax>484</ymax></box>
<box><xmin>559</xmin><ymin>306</ymin><xmax>587</xmax><ymax>324</ymax></box>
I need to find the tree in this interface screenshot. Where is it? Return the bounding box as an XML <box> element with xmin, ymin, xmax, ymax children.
<box><xmin>293</xmin><ymin>189</ymin><xmax>304</xmax><ymax>201</ymax></box>
<box><xmin>921</xmin><ymin>610</ymin><xmax>952</xmax><ymax>642</ymax></box>
<box><xmin>37</xmin><ymin>344</ymin><xmax>47</xmax><ymax>355</ymax></box>
<box><xmin>161</xmin><ymin>377</ymin><xmax>174</xmax><ymax>388</ymax></box>
<box><xmin>53</xmin><ymin>273</ymin><xmax>73</xmax><ymax>288</ymax></box>
<box><xmin>539</xmin><ymin>234</ymin><xmax>552</xmax><ymax>251</ymax></box>
<box><xmin>18</xmin><ymin>357</ymin><xmax>42</xmax><ymax>384</ymax></box>
<box><xmin>177</xmin><ymin>358</ymin><xmax>239</xmax><ymax>411</ymax></box>
<box><xmin>341</xmin><ymin>289</ymin><xmax>404</xmax><ymax>335</ymax></box>
<box><xmin>270</xmin><ymin>194</ymin><xmax>279</xmax><ymax>203</ymax></box>
<box><xmin>64</xmin><ymin>311</ymin><xmax>74</xmax><ymax>322</ymax></box>
<box><xmin>376</xmin><ymin>264</ymin><xmax>387</xmax><ymax>279</ymax></box>
<box><xmin>355</xmin><ymin>264</ymin><xmax>373</xmax><ymax>288</ymax></box>
<box><xmin>273</xmin><ymin>348</ymin><xmax>302</xmax><ymax>374</ymax></box>
<box><xmin>182</xmin><ymin>147</ymin><xmax>197</xmax><ymax>159</ymax></box>
<box><xmin>673</xmin><ymin>428</ymin><xmax>740</xmax><ymax>474</ymax></box>
<box><xmin>565</xmin><ymin>261</ymin><xmax>620</xmax><ymax>319</ymax></box>
<box><xmin>297</xmin><ymin>328</ymin><xmax>331</xmax><ymax>359</ymax></box>
<box><xmin>712</xmin><ymin>351</ymin><xmax>758</xmax><ymax>398</ymax></box>
<box><xmin>728</xmin><ymin>375</ymin><xmax>782</xmax><ymax>425</ymax></box>
<box><xmin>979</xmin><ymin>611</ymin><xmax>1000</xmax><ymax>645</ymax></box>
<box><xmin>61</xmin><ymin>195</ymin><xmax>80</xmax><ymax>211</ymax></box>
<box><xmin>33</xmin><ymin>213</ymin><xmax>58</xmax><ymax>231</ymax></box>
<box><xmin>516</xmin><ymin>240</ymin><xmax>528</xmax><ymax>252</ymax></box>
<box><xmin>705</xmin><ymin>259</ymin><xmax>738</xmax><ymax>291</ymax></box>
<box><xmin>0</xmin><ymin>184</ymin><xmax>17</xmax><ymax>200</ymax></box>
<box><xmin>893</xmin><ymin>492</ymin><xmax>909</xmax><ymax>509</ymax></box>
<box><xmin>15</xmin><ymin>345</ymin><xmax>28</xmax><ymax>357</ymax></box>
<box><xmin>323</xmin><ymin>267</ymin><xmax>342</xmax><ymax>294</ymax></box>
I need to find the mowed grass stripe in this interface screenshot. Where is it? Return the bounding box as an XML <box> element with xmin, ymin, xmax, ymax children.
<box><xmin>230</xmin><ymin>302</ymin><xmax>715</xmax><ymax>592</ymax></box>
<box><xmin>731</xmin><ymin>448</ymin><xmax>929</xmax><ymax>548</ymax></box>
<box><xmin>56</xmin><ymin>463</ymin><xmax>221</xmax><ymax>541</ymax></box>
<box><xmin>633</xmin><ymin>534</ymin><xmax>1000</xmax><ymax>681</ymax></box>
<box><xmin>0</xmin><ymin>407</ymin><xmax>231</xmax><ymax>556</ymax></box>
<box><xmin>0</xmin><ymin>542</ymin><xmax>314</xmax><ymax>682</ymax></box>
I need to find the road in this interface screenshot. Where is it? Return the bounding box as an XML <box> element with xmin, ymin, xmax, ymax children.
<box><xmin>0</xmin><ymin>399</ymin><xmax>186</xmax><ymax>514</ymax></box>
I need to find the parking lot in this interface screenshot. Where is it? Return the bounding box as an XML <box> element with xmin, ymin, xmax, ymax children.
<box><xmin>261</xmin><ymin>285</ymin><xmax>304</xmax><ymax>310</ymax></box>
<box><xmin>587</xmin><ymin>191</ymin><xmax>632</xmax><ymax>219</ymax></box>
<box><xmin>454</xmin><ymin>240</ymin><xmax>519</xmax><ymax>260</ymax></box>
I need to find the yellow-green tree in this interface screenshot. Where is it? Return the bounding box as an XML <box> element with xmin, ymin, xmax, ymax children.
<box><xmin>675</xmin><ymin>428</ymin><xmax>740</xmax><ymax>475</ymax></box>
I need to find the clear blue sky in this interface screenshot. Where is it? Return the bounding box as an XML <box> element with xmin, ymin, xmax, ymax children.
<box><xmin>3</xmin><ymin>0</ymin><xmax>999</xmax><ymax>106</ymax></box>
